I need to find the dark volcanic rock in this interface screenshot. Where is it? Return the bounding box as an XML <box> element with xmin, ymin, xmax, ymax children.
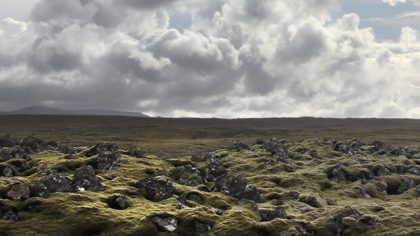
<box><xmin>396</xmin><ymin>178</ymin><xmax>415</xmax><ymax>194</ymax></box>
<box><xmin>58</xmin><ymin>144</ymin><xmax>76</xmax><ymax>155</ymax></box>
<box><xmin>0</xmin><ymin>135</ymin><xmax>16</xmax><ymax>148</ymax></box>
<box><xmin>20</xmin><ymin>136</ymin><xmax>51</xmax><ymax>153</ymax></box>
<box><xmin>168</xmin><ymin>165</ymin><xmax>203</xmax><ymax>186</ymax></box>
<box><xmin>416</xmin><ymin>185</ymin><xmax>420</xmax><ymax>199</ymax></box>
<box><xmin>298</xmin><ymin>195</ymin><xmax>321</xmax><ymax>208</ymax></box>
<box><xmin>127</xmin><ymin>148</ymin><xmax>146</xmax><ymax>158</ymax></box>
<box><xmin>259</xmin><ymin>208</ymin><xmax>287</xmax><ymax>221</ymax></box>
<box><xmin>0</xmin><ymin>146</ymin><xmax>30</xmax><ymax>160</ymax></box>
<box><xmin>7</xmin><ymin>183</ymin><xmax>30</xmax><ymax>201</ymax></box>
<box><xmin>41</xmin><ymin>173</ymin><xmax>72</xmax><ymax>193</ymax></box>
<box><xmin>85</xmin><ymin>143</ymin><xmax>118</xmax><ymax>157</ymax></box>
<box><xmin>194</xmin><ymin>220</ymin><xmax>212</xmax><ymax>233</ymax></box>
<box><xmin>388</xmin><ymin>147</ymin><xmax>417</xmax><ymax>159</ymax></box>
<box><xmin>229</xmin><ymin>142</ymin><xmax>249</xmax><ymax>151</ymax></box>
<box><xmin>0</xmin><ymin>165</ymin><xmax>13</xmax><ymax>177</ymax></box>
<box><xmin>0</xmin><ymin>204</ymin><xmax>18</xmax><ymax>221</ymax></box>
<box><xmin>262</xmin><ymin>138</ymin><xmax>289</xmax><ymax>158</ymax></box>
<box><xmin>106</xmin><ymin>195</ymin><xmax>128</xmax><ymax>210</ymax></box>
<box><xmin>214</xmin><ymin>175</ymin><xmax>261</xmax><ymax>202</ymax></box>
<box><xmin>96</xmin><ymin>151</ymin><xmax>119</xmax><ymax>170</ymax></box>
<box><xmin>386</xmin><ymin>177</ymin><xmax>415</xmax><ymax>195</ymax></box>
<box><xmin>371</xmin><ymin>165</ymin><xmax>391</xmax><ymax>176</ymax></box>
<box><xmin>191</xmin><ymin>152</ymin><xmax>212</xmax><ymax>162</ymax></box>
<box><xmin>151</xmin><ymin>215</ymin><xmax>179</xmax><ymax>232</ymax></box>
<box><xmin>30</xmin><ymin>182</ymin><xmax>50</xmax><ymax>198</ymax></box>
<box><xmin>326</xmin><ymin>164</ymin><xmax>347</xmax><ymax>181</ymax></box>
<box><xmin>332</xmin><ymin>139</ymin><xmax>366</xmax><ymax>155</ymax></box>
<box><xmin>7</xmin><ymin>159</ymin><xmax>32</xmax><ymax>173</ymax></box>
<box><xmin>135</xmin><ymin>177</ymin><xmax>174</xmax><ymax>202</ymax></box>
<box><xmin>199</xmin><ymin>158</ymin><xmax>228</xmax><ymax>182</ymax></box>
<box><xmin>72</xmin><ymin>165</ymin><xmax>103</xmax><ymax>192</ymax></box>
<box><xmin>326</xmin><ymin>164</ymin><xmax>374</xmax><ymax>182</ymax></box>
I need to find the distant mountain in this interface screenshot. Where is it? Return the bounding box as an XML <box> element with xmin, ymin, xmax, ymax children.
<box><xmin>0</xmin><ymin>106</ymin><xmax>149</xmax><ymax>117</ymax></box>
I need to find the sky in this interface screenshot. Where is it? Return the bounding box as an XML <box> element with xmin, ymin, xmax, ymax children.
<box><xmin>0</xmin><ymin>0</ymin><xmax>420</xmax><ymax>118</ymax></box>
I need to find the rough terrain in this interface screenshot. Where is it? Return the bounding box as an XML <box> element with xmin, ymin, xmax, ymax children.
<box><xmin>0</xmin><ymin>135</ymin><xmax>419</xmax><ymax>236</ymax></box>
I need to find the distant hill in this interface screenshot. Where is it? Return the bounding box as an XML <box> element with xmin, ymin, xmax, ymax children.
<box><xmin>0</xmin><ymin>106</ymin><xmax>149</xmax><ymax>117</ymax></box>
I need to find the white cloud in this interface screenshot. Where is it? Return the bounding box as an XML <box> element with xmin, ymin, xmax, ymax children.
<box><xmin>0</xmin><ymin>0</ymin><xmax>420</xmax><ymax>118</ymax></box>
<box><xmin>383</xmin><ymin>0</ymin><xmax>420</xmax><ymax>6</ymax></box>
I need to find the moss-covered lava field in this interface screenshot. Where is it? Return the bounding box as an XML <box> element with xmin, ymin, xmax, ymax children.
<box><xmin>0</xmin><ymin>134</ymin><xmax>419</xmax><ymax>236</ymax></box>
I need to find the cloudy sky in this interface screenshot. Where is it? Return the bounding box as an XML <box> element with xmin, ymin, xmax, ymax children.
<box><xmin>0</xmin><ymin>0</ymin><xmax>420</xmax><ymax>118</ymax></box>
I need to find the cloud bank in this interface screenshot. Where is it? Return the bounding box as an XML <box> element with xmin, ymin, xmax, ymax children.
<box><xmin>0</xmin><ymin>0</ymin><xmax>420</xmax><ymax>118</ymax></box>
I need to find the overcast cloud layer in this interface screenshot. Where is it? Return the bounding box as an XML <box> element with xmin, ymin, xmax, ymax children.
<box><xmin>0</xmin><ymin>0</ymin><xmax>420</xmax><ymax>118</ymax></box>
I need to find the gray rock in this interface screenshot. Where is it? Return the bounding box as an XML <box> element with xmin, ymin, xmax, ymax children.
<box><xmin>259</xmin><ymin>208</ymin><xmax>287</xmax><ymax>221</ymax></box>
<box><xmin>72</xmin><ymin>165</ymin><xmax>103</xmax><ymax>192</ymax></box>
<box><xmin>298</xmin><ymin>195</ymin><xmax>321</xmax><ymax>208</ymax></box>
<box><xmin>41</xmin><ymin>173</ymin><xmax>72</xmax><ymax>193</ymax></box>
<box><xmin>229</xmin><ymin>142</ymin><xmax>249</xmax><ymax>151</ymax></box>
<box><xmin>96</xmin><ymin>151</ymin><xmax>119</xmax><ymax>170</ymax></box>
<box><xmin>135</xmin><ymin>177</ymin><xmax>173</xmax><ymax>202</ymax></box>
<box><xmin>7</xmin><ymin>183</ymin><xmax>30</xmax><ymax>201</ymax></box>
<box><xmin>106</xmin><ymin>195</ymin><xmax>128</xmax><ymax>210</ymax></box>
<box><xmin>194</xmin><ymin>220</ymin><xmax>212</xmax><ymax>233</ymax></box>
<box><xmin>20</xmin><ymin>136</ymin><xmax>51</xmax><ymax>153</ymax></box>
<box><xmin>396</xmin><ymin>178</ymin><xmax>415</xmax><ymax>194</ymax></box>
<box><xmin>1</xmin><ymin>166</ymin><xmax>13</xmax><ymax>177</ymax></box>
<box><xmin>214</xmin><ymin>175</ymin><xmax>261</xmax><ymax>202</ymax></box>
<box><xmin>30</xmin><ymin>182</ymin><xmax>50</xmax><ymax>198</ymax></box>
<box><xmin>85</xmin><ymin>143</ymin><xmax>118</xmax><ymax>157</ymax></box>
<box><xmin>151</xmin><ymin>215</ymin><xmax>179</xmax><ymax>232</ymax></box>
<box><xmin>127</xmin><ymin>148</ymin><xmax>146</xmax><ymax>158</ymax></box>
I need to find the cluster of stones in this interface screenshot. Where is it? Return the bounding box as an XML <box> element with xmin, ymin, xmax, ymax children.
<box><xmin>324</xmin><ymin>139</ymin><xmax>420</xmax><ymax>197</ymax></box>
<box><xmin>0</xmin><ymin>136</ymin><xmax>148</xmax><ymax>222</ymax></box>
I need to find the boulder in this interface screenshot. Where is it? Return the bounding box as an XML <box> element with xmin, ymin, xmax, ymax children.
<box><xmin>151</xmin><ymin>215</ymin><xmax>179</xmax><ymax>232</ymax></box>
<box><xmin>396</xmin><ymin>178</ymin><xmax>415</xmax><ymax>194</ymax></box>
<box><xmin>30</xmin><ymin>182</ymin><xmax>50</xmax><ymax>198</ymax></box>
<box><xmin>7</xmin><ymin>159</ymin><xmax>32</xmax><ymax>173</ymax></box>
<box><xmin>229</xmin><ymin>142</ymin><xmax>249</xmax><ymax>151</ymax></box>
<box><xmin>58</xmin><ymin>144</ymin><xmax>76</xmax><ymax>155</ymax></box>
<box><xmin>20</xmin><ymin>136</ymin><xmax>51</xmax><ymax>153</ymax></box>
<box><xmin>7</xmin><ymin>183</ymin><xmax>30</xmax><ymax>201</ymax></box>
<box><xmin>0</xmin><ymin>146</ymin><xmax>30</xmax><ymax>160</ymax></box>
<box><xmin>135</xmin><ymin>177</ymin><xmax>174</xmax><ymax>202</ymax></box>
<box><xmin>407</xmin><ymin>166</ymin><xmax>420</xmax><ymax>175</ymax></box>
<box><xmin>127</xmin><ymin>148</ymin><xmax>146</xmax><ymax>158</ymax></box>
<box><xmin>262</xmin><ymin>138</ymin><xmax>289</xmax><ymax>158</ymax></box>
<box><xmin>416</xmin><ymin>185</ymin><xmax>420</xmax><ymax>199</ymax></box>
<box><xmin>259</xmin><ymin>208</ymin><xmax>287</xmax><ymax>221</ymax></box>
<box><xmin>199</xmin><ymin>158</ymin><xmax>228</xmax><ymax>182</ymax></box>
<box><xmin>0</xmin><ymin>204</ymin><xmax>18</xmax><ymax>221</ymax></box>
<box><xmin>0</xmin><ymin>165</ymin><xmax>13</xmax><ymax>177</ymax></box>
<box><xmin>72</xmin><ymin>165</ymin><xmax>103</xmax><ymax>192</ymax></box>
<box><xmin>0</xmin><ymin>135</ymin><xmax>16</xmax><ymax>148</ymax></box>
<box><xmin>106</xmin><ymin>195</ymin><xmax>128</xmax><ymax>210</ymax></box>
<box><xmin>214</xmin><ymin>175</ymin><xmax>260</xmax><ymax>202</ymax></box>
<box><xmin>371</xmin><ymin>165</ymin><xmax>391</xmax><ymax>176</ymax></box>
<box><xmin>194</xmin><ymin>220</ymin><xmax>212</xmax><ymax>233</ymax></box>
<box><xmin>298</xmin><ymin>195</ymin><xmax>321</xmax><ymax>208</ymax></box>
<box><xmin>191</xmin><ymin>152</ymin><xmax>212</xmax><ymax>162</ymax></box>
<box><xmin>168</xmin><ymin>165</ymin><xmax>203</xmax><ymax>186</ymax></box>
<box><xmin>96</xmin><ymin>151</ymin><xmax>119</xmax><ymax>170</ymax></box>
<box><xmin>85</xmin><ymin>143</ymin><xmax>118</xmax><ymax>157</ymax></box>
<box><xmin>41</xmin><ymin>173</ymin><xmax>72</xmax><ymax>193</ymax></box>
<box><xmin>326</xmin><ymin>164</ymin><xmax>347</xmax><ymax>181</ymax></box>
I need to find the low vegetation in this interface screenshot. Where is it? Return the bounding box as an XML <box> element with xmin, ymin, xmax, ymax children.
<box><xmin>0</xmin><ymin>134</ymin><xmax>419</xmax><ymax>236</ymax></box>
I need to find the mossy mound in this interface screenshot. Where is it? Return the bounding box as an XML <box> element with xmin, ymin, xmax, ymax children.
<box><xmin>0</xmin><ymin>137</ymin><xmax>419</xmax><ymax>235</ymax></box>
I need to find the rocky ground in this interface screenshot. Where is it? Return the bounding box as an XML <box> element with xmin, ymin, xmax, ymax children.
<box><xmin>0</xmin><ymin>135</ymin><xmax>419</xmax><ymax>236</ymax></box>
